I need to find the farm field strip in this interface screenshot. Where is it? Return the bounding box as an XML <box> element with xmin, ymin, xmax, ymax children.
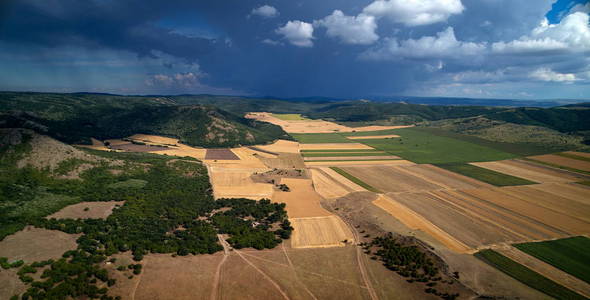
<box><xmin>346</xmin><ymin>134</ymin><xmax>400</xmax><ymax>140</ymax></box>
<box><xmin>431</xmin><ymin>189</ymin><xmax>557</xmax><ymax>241</ymax></box>
<box><xmin>529</xmin><ymin>154</ymin><xmax>590</xmax><ymax>172</ymax></box>
<box><xmin>300</xmin><ymin>149</ymin><xmax>382</xmax><ymax>153</ymax></box>
<box><xmin>395</xmin><ymin>164</ymin><xmax>489</xmax><ymax>190</ymax></box>
<box><xmin>496</xmin><ymin>246</ymin><xmax>590</xmax><ymax>298</ymax></box>
<box><xmin>372</xmin><ymin>195</ymin><xmax>472</xmax><ymax>253</ymax></box>
<box><xmin>340</xmin><ymin>165</ymin><xmax>444</xmax><ymax>193</ymax></box>
<box><xmin>461</xmin><ymin>188</ymin><xmax>590</xmax><ymax>236</ymax></box>
<box><xmin>514</xmin><ymin>237</ymin><xmax>590</xmax><ymax>285</ymax></box>
<box><xmin>475</xmin><ymin>249</ymin><xmax>587</xmax><ymax>300</ymax></box>
<box><xmin>529</xmin><ymin>182</ymin><xmax>590</xmax><ymax>205</ymax></box>
<box><xmin>495</xmin><ymin>186</ymin><xmax>590</xmax><ymax>223</ymax></box>
<box><xmin>304</xmin><ymin>156</ymin><xmax>400</xmax><ymax>161</ymax></box>
<box><xmin>437</xmin><ymin>163</ymin><xmax>536</xmax><ymax>186</ymax></box>
<box><xmin>329</xmin><ymin>167</ymin><xmax>380</xmax><ymax>193</ymax></box>
<box><xmin>301</xmin><ymin>151</ymin><xmax>389</xmax><ymax>157</ymax></box>
<box><xmin>563</xmin><ymin>151</ymin><xmax>590</xmax><ymax>159</ymax></box>
<box><xmin>309</xmin><ymin>169</ymin><xmax>352</xmax><ymax>199</ymax></box>
<box><xmin>290</xmin><ymin>216</ymin><xmax>354</xmax><ymax>248</ymax></box>
<box><xmin>299</xmin><ymin>143</ymin><xmax>375</xmax><ymax>150</ymax></box>
<box><xmin>389</xmin><ymin>192</ymin><xmax>521</xmax><ymax>248</ymax></box>
<box><xmin>305</xmin><ymin>159</ymin><xmax>413</xmax><ymax>166</ymax></box>
<box><xmin>471</xmin><ymin>159</ymin><xmax>587</xmax><ymax>183</ymax></box>
<box><xmin>272</xmin><ymin>178</ymin><xmax>332</xmax><ymax>218</ymax></box>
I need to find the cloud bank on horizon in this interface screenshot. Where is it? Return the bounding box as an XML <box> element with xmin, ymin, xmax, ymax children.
<box><xmin>0</xmin><ymin>0</ymin><xmax>588</xmax><ymax>99</ymax></box>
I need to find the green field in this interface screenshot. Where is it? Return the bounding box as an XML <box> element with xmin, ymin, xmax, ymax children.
<box><xmin>436</xmin><ymin>163</ymin><xmax>536</xmax><ymax>186</ymax></box>
<box><xmin>329</xmin><ymin>167</ymin><xmax>381</xmax><ymax>193</ymax></box>
<box><xmin>291</xmin><ymin>133</ymin><xmax>353</xmax><ymax>143</ymax></box>
<box><xmin>514</xmin><ymin>236</ymin><xmax>590</xmax><ymax>284</ymax></box>
<box><xmin>309</xmin><ymin>159</ymin><xmax>400</xmax><ymax>162</ymax></box>
<box><xmin>301</xmin><ymin>149</ymin><xmax>381</xmax><ymax>152</ymax></box>
<box><xmin>271</xmin><ymin>113</ymin><xmax>309</xmax><ymax>120</ymax></box>
<box><xmin>302</xmin><ymin>152</ymin><xmax>388</xmax><ymax>157</ymax></box>
<box><xmin>341</xmin><ymin>129</ymin><xmax>400</xmax><ymax>136</ymax></box>
<box><xmin>360</xmin><ymin>128</ymin><xmax>517</xmax><ymax>164</ymax></box>
<box><xmin>474</xmin><ymin>250</ymin><xmax>586</xmax><ymax>300</ymax></box>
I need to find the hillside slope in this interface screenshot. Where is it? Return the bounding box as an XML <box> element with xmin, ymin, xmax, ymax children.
<box><xmin>0</xmin><ymin>92</ymin><xmax>289</xmax><ymax>147</ymax></box>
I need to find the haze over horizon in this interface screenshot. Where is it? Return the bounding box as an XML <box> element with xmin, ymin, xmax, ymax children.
<box><xmin>0</xmin><ymin>0</ymin><xmax>589</xmax><ymax>100</ymax></box>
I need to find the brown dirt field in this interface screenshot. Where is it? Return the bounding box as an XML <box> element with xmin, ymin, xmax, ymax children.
<box><xmin>529</xmin><ymin>154</ymin><xmax>590</xmax><ymax>172</ymax></box>
<box><xmin>530</xmin><ymin>182</ymin><xmax>590</xmax><ymax>205</ymax></box>
<box><xmin>342</xmin><ymin>165</ymin><xmax>443</xmax><ymax>193</ymax></box>
<box><xmin>399</xmin><ymin>164</ymin><xmax>492</xmax><ymax>190</ymax></box>
<box><xmin>305</xmin><ymin>160</ymin><xmax>415</xmax><ymax>167</ymax></box>
<box><xmin>272</xmin><ymin>178</ymin><xmax>332</xmax><ymax>218</ymax></box>
<box><xmin>0</xmin><ymin>226</ymin><xmax>79</xmax><ymax>262</ymax></box>
<box><xmin>496</xmin><ymin>185</ymin><xmax>590</xmax><ymax>223</ymax></box>
<box><xmin>433</xmin><ymin>189</ymin><xmax>564</xmax><ymax>241</ymax></box>
<box><xmin>461</xmin><ymin>188</ymin><xmax>590</xmax><ymax>235</ymax></box>
<box><xmin>205</xmin><ymin>149</ymin><xmax>240</xmax><ymax>160</ymax></box>
<box><xmin>290</xmin><ymin>216</ymin><xmax>354</xmax><ymax>248</ymax></box>
<box><xmin>496</xmin><ymin>246</ymin><xmax>590</xmax><ymax>298</ymax></box>
<box><xmin>373</xmin><ymin>195</ymin><xmax>472</xmax><ymax>253</ymax></box>
<box><xmin>47</xmin><ymin>201</ymin><xmax>125</xmax><ymax>219</ymax></box>
<box><xmin>246</xmin><ymin>112</ymin><xmax>410</xmax><ymax>133</ymax></box>
<box><xmin>299</xmin><ymin>143</ymin><xmax>375</xmax><ymax>150</ymax></box>
<box><xmin>75</xmin><ymin>137</ymin><xmax>111</xmax><ymax>151</ymax></box>
<box><xmin>471</xmin><ymin>159</ymin><xmax>587</xmax><ymax>183</ymax></box>
<box><xmin>564</xmin><ymin>151</ymin><xmax>590</xmax><ymax>159</ymax></box>
<box><xmin>346</xmin><ymin>135</ymin><xmax>400</xmax><ymax>140</ymax></box>
<box><xmin>258</xmin><ymin>153</ymin><xmax>306</xmax><ymax>169</ymax></box>
<box><xmin>310</xmin><ymin>167</ymin><xmax>365</xmax><ymax>199</ymax></box>
<box><xmin>310</xmin><ymin>169</ymin><xmax>352</xmax><ymax>199</ymax></box>
<box><xmin>130</xmin><ymin>253</ymin><xmax>222</xmax><ymax>300</ymax></box>
<box><xmin>304</xmin><ymin>155</ymin><xmax>400</xmax><ymax>161</ymax></box>
<box><xmin>256</xmin><ymin>139</ymin><xmax>300</xmax><ymax>153</ymax></box>
<box><xmin>208</xmin><ymin>167</ymin><xmax>274</xmax><ymax>199</ymax></box>
<box><xmin>110</xmin><ymin>143</ymin><xmax>170</xmax><ymax>152</ymax></box>
<box><xmin>0</xmin><ymin>269</ymin><xmax>27</xmax><ymax>300</ymax></box>
<box><xmin>129</xmin><ymin>134</ymin><xmax>180</xmax><ymax>145</ymax></box>
<box><xmin>385</xmin><ymin>191</ymin><xmax>522</xmax><ymax>249</ymax></box>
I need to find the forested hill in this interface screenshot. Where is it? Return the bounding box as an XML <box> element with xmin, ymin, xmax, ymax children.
<box><xmin>0</xmin><ymin>92</ymin><xmax>289</xmax><ymax>147</ymax></box>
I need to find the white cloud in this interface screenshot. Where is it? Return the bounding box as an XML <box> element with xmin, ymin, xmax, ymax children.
<box><xmin>529</xmin><ymin>68</ymin><xmax>576</xmax><ymax>82</ymax></box>
<box><xmin>361</xmin><ymin>27</ymin><xmax>485</xmax><ymax>60</ymax></box>
<box><xmin>275</xmin><ymin>21</ymin><xmax>314</xmax><ymax>47</ymax></box>
<box><xmin>261</xmin><ymin>38</ymin><xmax>282</xmax><ymax>46</ymax></box>
<box><xmin>145</xmin><ymin>72</ymin><xmax>203</xmax><ymax>87</ymax></box>
<box><xmin>492</xmin><ymin>12</ymin><xmax>590</xmax><ymax>54</ymax></box>
<box><xmin>363</xmin><ymin>0</ymin><xmax>464</xmax><ymax>26</ymax></box>
<box><xmin>250</xmin><ymin>5</ymin><xmax>279</xmax><ymax>18</ymax></box>
<box><xmin>314</xmin><ymin>10</ymin><xmax>378</xmax><ymax>45</ymax></box>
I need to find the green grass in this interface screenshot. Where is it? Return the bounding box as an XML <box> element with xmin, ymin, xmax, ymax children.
<box><xmin>360</xmin><ymin>128</ymin><xmax>517</xmax><ymax>164</ymax></box>
<box><xmin>513</xmin><ymin>236</ymin><xmax>590</xmax><ymax>284</ymax></box>
<box><xmin>329</xmin><ymin>167</ymin><xmax>380</xmax><ymax>193</ymax></box>
<box><xmin>474</xmin><ymin>249</ymin><xmax>586</xmax><ymax>300</ymax></box>
<box><xmin>302</xmin><ymin>152</ymin><xmax>388</xmax><ymax>157</ymax></box>
<box><xmin>290</xmin><ymin>133</ymin><xmax>353</xmax><ymax>143</ymax></box>
<box><xmin>309</xmin><ymin>159</ymin><xmax>400</xmax><ymax>162</ymax></box>
<box><xmin>271</xmin><ymin>113</ymin><xmax>309</xmax><ymax>121</ymax></box>
<box><xmin>301</xmin><ymin>149</ymin><xmax>381</xmax><ymax>153</ymax></box>
<box><xmin>341</xmin><ymin>129</ymin><xmax>401</xmax><ymax>136</ymax></box>
<box><xmin>107</xmin><ymin>179</ymin><xmax>148</xmax><ymax>189</ymax></box>
<box><xmin>436</xmin><ymin>163</ymin><xmax>536</xmax><ymax>186</ymax></box>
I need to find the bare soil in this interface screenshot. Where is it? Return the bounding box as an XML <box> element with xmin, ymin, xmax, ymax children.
<box><xmin>47</xmin><ymin>201</ymin><xmax>125</xmax><ymax>219</ymax></box>
<box><xmin>529</xmin><ymin>154</ymin><xmax>590</xmax><ymax>172</ymax></box>
<box><xmin>205</xmin><ymin>149</ymin><xmax>240</xmax><ymax>160</ymax></box>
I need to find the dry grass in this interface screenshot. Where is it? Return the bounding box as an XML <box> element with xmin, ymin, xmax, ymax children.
<box><xmin>304</xmin><ymin>155</ymin><xmax>400</xmax><ymax>161</ymax></box>
<box><xmin>471</xmin><ymin>159</ymin><xmax>588</xmax><ymax>183</ymax></box>
<box><xmin>47</xmin><ymin>201</ymin><xmax>125</xmax><ymax>219</ymax></box>
<box><xmin>310</xmin><ymin>167</ymin><xmax>365</xmax><ymax>199</ymax></box>
<box><xmin>258</xmin><ymin>153</ymin><xmax>306</xmax><ymax>169</ymax></box>
<box><xmin>529</xmin><ymin>154</ymin><xmax>590</xmax><ymax>172</ymax></box>
<box><xmin>255</xmin><ymin>139</ymin><xmax>300</xmax><ymax>153</ymax></box>
<box><xmin>564</xmin><ymin>151</ymin><xmax>590</xmax><ymax>159</ymax></box>
<box><xmin>0</xmin><ymin>227</ymin><xmax>79</xmax><ymax>262</ymax></box>
<box><xmin>290</xmin><ymin>216</ymin><xmax>354</xmax><ymax>248</ymax></box>
<box><xmin>272</xmin><ymin>178</ymin><xmax>332</xmax><ymax>218</ymax></box>
<box><xmin>305</xmin><ymin>160</ymin><xmax>415</xmax><ymax>167</ymax></box>
<box><xmin>373</xmin><ymin>195</ymin><xmax>472</xmax><ymax>253</ymax></box>
<box><xmin>208</xmin><ymin>167</ymin><xmax>274</xmax><ymax>199</ymax></box>
<box><xmin>341</xmin><ymin>165</ymin><xmax>444</xmax><ymax>193</ymax></box>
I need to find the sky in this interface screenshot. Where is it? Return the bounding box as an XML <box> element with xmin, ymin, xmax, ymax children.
<box><xmin>0</xmin><ymin>0</ymin><xmax>588</xmax><ymax>100</ymax></box>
